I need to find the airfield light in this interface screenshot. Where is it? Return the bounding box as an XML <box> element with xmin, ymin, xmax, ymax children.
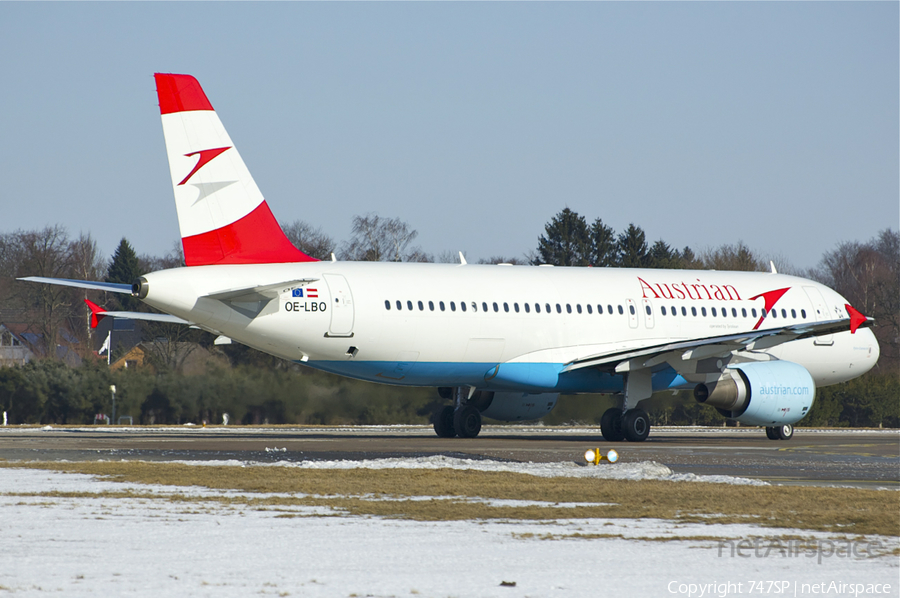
<box><xmin>583</xmin><ymin>448</ymin><xmax>619</xmax><ymax>465</ymax></box>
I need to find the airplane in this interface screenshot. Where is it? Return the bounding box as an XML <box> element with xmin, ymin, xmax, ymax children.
<box><xmin>21</xmin><ymin>73</ymin><xmax>880</xmax><ymax>442</ymax></box>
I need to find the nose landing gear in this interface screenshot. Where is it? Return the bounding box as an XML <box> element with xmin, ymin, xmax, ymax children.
<box><xmin>765</xmin><ymin>424</ymin><xmax>793</xmax><ymax>440</ymax></box>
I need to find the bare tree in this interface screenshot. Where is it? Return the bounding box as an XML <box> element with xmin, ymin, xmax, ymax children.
<box><xmin>281</xmin><ymin>220</ymin><xmax>336</xmax><ymax>261</ymax></box>
<box><xmin>12</xmin><ymin>226</ymin><xmax>77</xmax><ymax>359</ymax></box>
<box><xmin>342</xmin><ymin>214</ymin><xmax>429</xmax><ymax>262</ymax></box>
<box><xmin>699</xmin><ymin>241</ymin><xmax>765</xmax><ymax>272</ymax></box>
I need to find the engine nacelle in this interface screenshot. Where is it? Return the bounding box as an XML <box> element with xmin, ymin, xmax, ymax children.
<box><xmin>477</xmin><ymin>391</ymin><xmax>559</xmax><ymax>422</ymax></box>
<box><xmin>694</xmin><ymin>361</ymin><xmax>815</xmax><ymax>426</ymax></box>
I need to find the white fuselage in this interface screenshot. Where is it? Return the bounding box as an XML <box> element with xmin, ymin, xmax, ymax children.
<box><xmin>140</xmin><ymin>262</ymin><xmax>880</xmax><ymax>394</ymax></box>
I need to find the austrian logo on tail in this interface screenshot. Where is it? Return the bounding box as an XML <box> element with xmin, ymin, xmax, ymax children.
<box><xmin>178</xmin><ymin>147</ymin><xmax>232</xmax><ymax>186</ymax></box>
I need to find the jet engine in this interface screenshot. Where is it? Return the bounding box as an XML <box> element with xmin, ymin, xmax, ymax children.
<box><xmin>475</xmin><ymin>391</ymin><xmax>559</xmax><ymax>422</ymax></box>
<box><xmin>693</xmin><ymin>361</ymin><xmax>815</xmax><ymax>426</ymax></box>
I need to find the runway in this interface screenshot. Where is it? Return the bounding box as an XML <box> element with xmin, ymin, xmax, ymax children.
<box><xmin>0</xmin><ymin>425</ymin><xmax>897</xmax><ymax>488</ymax></box>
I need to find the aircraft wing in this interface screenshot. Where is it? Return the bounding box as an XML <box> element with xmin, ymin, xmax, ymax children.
<box><xmin>18</xmin><ymin>277</ymin><xmax>133</xmax><ymax>294</ymax></box>
<box><xmin>203</xmin><ymin>279</ymin><xmax>319</xmax><ymax>302</ymax></box>
<box><xmin>562</xmin><ymin>308</ymin><xmax>873</xmax><ymax>374</ymax></box>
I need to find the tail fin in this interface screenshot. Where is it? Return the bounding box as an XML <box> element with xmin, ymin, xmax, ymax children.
<box><xmin>154</xmin><ymin>73</ymin><xmax>315</xmax><ymax>266</ymax></box>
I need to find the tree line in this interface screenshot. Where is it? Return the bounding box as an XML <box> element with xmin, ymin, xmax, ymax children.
<box><xmin>0</xmin><ymin>211</ymin><xmax>895</xmax><ymax>427</ymax></box>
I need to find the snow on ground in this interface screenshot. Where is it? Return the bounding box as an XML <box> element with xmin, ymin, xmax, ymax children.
<box><xmin>172</xmin><ymin>455</ymin><xmax>772</xmax><ymax>486</ymax></box>
<box><xmin>1</xmin><ymin>463</ymin><xmax>897</xmax><ymax>597</ymax></box>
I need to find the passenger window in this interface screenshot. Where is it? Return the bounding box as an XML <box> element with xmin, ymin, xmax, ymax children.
<box><xmin>661</xmin><ymin>306</ymin><xmax>667</xmax><ymax>316</ymax></box>
<box><xmin>482</xmin><ymin>302</ymin><xmax>488</xmax><ymax>312</ymax></box>
<box><xmin>618</xmin><ymin>305</ymin><xmax>624</xmax><ymax>315</ymax></box>
<box><xmin>566</xmin><ymin>304</ymin><xmax>572</xmax><ymax>314</ymax></box>
<box><xmin>492</xmin><ymin>302</ymin><xmax>498</xmax><ymax>312</ymax></box>
<box><xmin>462</xmin><ymin>302</ymin><xmax>468</xmax><ymax>312</ymax></box>
<box><xmin>761</xmin><ymin>309</ymin><xmax>767</xmax><ymax>317</ymax></box>
<box><xmin>514</xmin><ymin>303</ymin><xmax>519</xmax><ymax>313</ymax></box>
<box><xmin>681</xmin><ymin>306</ymin><xmax>687</xmax><ymax>316</ymax></box>
<box><xmin>801</xmin><ymin>309</ymin><xmax>806</xmax><ymax>319</ymax></box>
<box><xmin>711</xmin><ymin>307</ymin><xmax>717</xmax><ymax>317</ymax></box>
<box><xmin>732</xmin><ymin>308</ymin><xmax>737</xmax><ymax>317</ymax></box>
<box><xmin>450</xmin><ymin>301</ymin><xmax>456</xmax><ymax>312</ymax></box>
<box><xmin>428</xmin><ymin>301</ymin><xmax>434</xmax><ymax>311</ymax></box>
<box><xmin>771</xmin><ymin>309</ymin><xmax>777</xmax><ymax>319</ymax></box>
<box><xmin>407</xmin><ymin>300</ymin><xmax>413</xmax><ymax>311</ymax></box>
<box><xmin>586</xmin><ymin>304</ymin><xmax>592</xmax><ymax>314</ymax></box>
<box><xmin>535</xmin><ymin>303</ymin><xmax>541</xmax><ymax>314</ymax></box>
<box><xmin>576</xmin><ymin>304</ymin><xmax>582</xmax><ymax>314</ymax></box>
<box><xmin>701</xmin><ymin>307</ymin><xmax>707</xmax><ymax>317</ymax></box>
<box><xmin>546</xmin><ymin>303</ymin><xmax>552</xmax><ymax>313</ymax></box>
<box><xmin>503</xmin><ymin>302</ymin><xmax>509</xmax><ymax>313</ymax></box>
<box><xmin>556</xmin><ymin>304</ymin><xmax>562</xmax><ymax>314</ymax></box>
<box><xmin>791</xmin><ymin>309</ymin><xmax>796</xmax><ymax>318</ymax></box>
<box><xmin>440</xmin><ymin>301</ymin><xmax>445</xmax><ymax>311</ymax></box>
<box><xmin>691</xmin><ymin>307</ymin><xmax>697</xmax><ymax>316</ymax></box>
<box><xmin>645</xmin><ymin>305</ymin><xmax>651</xmax><ymax>315</ymax></box>
<box><xmin>741</xmin><ymin>308</ymin><xmax>747</xmax><ymax>317</ymax></box>
<box><xmin>524</xmin><ymin>303</ymin><xmax>530</xmax><ymax>313</ymax></box>
<box><xmin>385</xmin><ymin>300</ymin><xmax>390</xmax><ymax>310</ymax></box>
<box><xmin>396</xmin><ymin>300</ymin><xmax>402</xmax><ymax>310</ymax></box>
<box><xmin>780</xmin><ymin>309</ymin><xmax>786</xmax><ymax>318</ymax></box>
<box><xmin>608</xmin><ymin>305</ymin><xmax>614</xmax><ymax>314</ymax></box>
<box><xmin>629</xmin><ymin>305</ymin><xmax>635</xmax><ymax>315</ymax></box>
<box><xmin>752</xmin><ymin>308</ymin><xmax>758</xmax><ymax>318</ymax></box>
<box><xmin>418</xmin><ymin>301</ymin><xmax>424</xmax><ymax>311</ymax></box>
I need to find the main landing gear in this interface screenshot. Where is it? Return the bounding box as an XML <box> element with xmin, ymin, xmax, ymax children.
<box><xmin>432</xmin><ymin>387</ymin><xmax>483</xmax><ymax>438</ymax></box>
<box><xmin>765</xmin><ymin>424</ymin><xmax>793</xmax><ymax>440</ymax></box>
<box><xmin>600</xmin><ymin>407</ymin><xmax>650</xmax><ymax>442</ymax></box>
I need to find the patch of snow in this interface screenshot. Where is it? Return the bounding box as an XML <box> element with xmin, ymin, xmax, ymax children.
<box><xmin>0</xmin><ymin>468</ymin><xmax>895</xmax><ymax>597</ymax></box>
<box><xmin>167</xmin><ymin>455</ymin><xmax>770</xmax><ymax>486</ymax></box>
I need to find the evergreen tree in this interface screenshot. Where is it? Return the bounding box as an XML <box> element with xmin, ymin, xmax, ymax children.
<box><xmin>106</xmin><ymin>238</ymin><xmax>142</xmax><ymax>310</ymax></box>
<box><xmin>589</xmin><ymin>218</ymin><xmax>617</xmax><ymax>267</ymax></box>
<box><xmin>616</xmin><ymin>224</ymin><xmax>649</xmax><ymax>268</ymax></box>
<box><xmin>535</xmin><ymin>208</ymin><xmax>590</xmax><ymax>266</ymax></box>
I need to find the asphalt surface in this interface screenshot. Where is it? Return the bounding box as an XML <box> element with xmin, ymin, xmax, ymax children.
<box><xmin>0</xmin><ymin>425</ymin><xmax>897</xmax><ymax>488</ymax></box>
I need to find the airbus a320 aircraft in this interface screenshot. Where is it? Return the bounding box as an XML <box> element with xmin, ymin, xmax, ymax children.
<box><xmin>22</xmin><ymin>74</ymin><xmax>880</xmax><ymax>442</ymax></box>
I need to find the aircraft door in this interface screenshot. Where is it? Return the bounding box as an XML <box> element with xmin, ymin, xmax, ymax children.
<box><xmin>626</xmin><ymin>299</ymin><xmax>639</xmax><ymax>329</ymax></box>
<box><xmin>641</xmin><ymin>298</ymin><xmax>655</xmax><ymax>329</ymax></box>
<box><xmin>324</xmin><ymin>273</ymin><xmax>355</xmax><ymax>336</ymax></box>
<box><xmin>803</xmin><ymin>286</ymin><xmax>833</xmax><ymax>346</ymax></box>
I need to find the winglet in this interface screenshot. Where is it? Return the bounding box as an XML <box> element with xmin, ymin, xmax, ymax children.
<box><xmin>845</xmin><ymin>304</ymin><xmax>868</xmax><ymax>334</ymax></box>
<box><xmin>85</xmin><ymin>299</ymin><xmax>107</xmax><ymax>329</ymax></box>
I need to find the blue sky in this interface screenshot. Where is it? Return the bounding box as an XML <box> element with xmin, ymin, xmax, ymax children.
<box><xmin>1</xmin><ymin>2</ymin><xmax>896</xmax><ymax>269</ymax></box>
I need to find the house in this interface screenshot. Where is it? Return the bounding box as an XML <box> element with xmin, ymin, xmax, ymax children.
<box><xmin>0</xmin><ymin>324</ymin><xmax>33</xmax><ymax>366</ymax></box>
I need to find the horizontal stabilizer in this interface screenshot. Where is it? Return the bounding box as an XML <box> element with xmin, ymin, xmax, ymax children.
<box><xmin>84</xmin><ymin>299</ymin><xmax>190</xmax><ymax>329</ymax></box>
<box><xmin>18</xmin><ymin>277</ymin><xmax>133</xmax><ymax>294</ymax></box>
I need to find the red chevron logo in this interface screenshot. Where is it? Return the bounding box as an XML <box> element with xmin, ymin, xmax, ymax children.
<box><xmin>178</xmin><ymin>146</ymin><xmax>231</xmax><ymax>186</ymax></box>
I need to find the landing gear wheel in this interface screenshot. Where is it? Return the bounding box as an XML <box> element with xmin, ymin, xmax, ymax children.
<box><xmin>622</xmin><ymin>409</ymin><xmax>650</xmax><ymax>442</ymax></box>
<box><xmin>433</xmin><ymin>406</ymin><xmax>456</xmax><ymax>438</ymax></box>
<box><xmin>776</xmin><ymin>424</ymin><xmax>793</xmax><ymax>440</ymax></box>
<box><xmin>765</xmin><ymin>426</ymin><xmax>779</xmax><ymax>440</ymax></box>
<box><xmin>600</xmin><ymin>408</ymin><xmax>625</xmax><ymax>442</ymax></box>
<box><xmin>453</xmin><ymin>405</ymin><xmax>482</xmax><ymax>438</ymax></box>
